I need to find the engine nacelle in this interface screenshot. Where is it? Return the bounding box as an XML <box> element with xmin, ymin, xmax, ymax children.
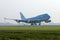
<box><xmin>45</xmin><ymin>20</ymin><xmax>51</xmax><ymax>23</ymax></box>
<box><xmin>14</xmin><ymin>20</ymin><xmax>20</xmax><ymax>23</ymax></box>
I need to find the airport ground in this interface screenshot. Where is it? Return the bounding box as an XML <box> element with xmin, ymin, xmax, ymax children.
<box><xmin>0</xmin><ymin>25</ymin><xmax>60</xmax><ymax>40</ymax></box>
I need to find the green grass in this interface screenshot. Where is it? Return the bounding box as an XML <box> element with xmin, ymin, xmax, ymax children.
<box><xmin>0</xmin><ymin>25</ymin><xmax>60</xmax><ymax>40</ymax></box>
<box><xmin>0</xmin><ymin>31</ymin><xmax>60</xmax><ymax>40</ymax></box>
<box><xmin>0</xmin><ymin>25</ymin><xmax>60</xmax><ymax>31</ymax></box>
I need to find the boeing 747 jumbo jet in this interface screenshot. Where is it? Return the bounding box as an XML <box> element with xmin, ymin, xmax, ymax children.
<box><xmin>4</xmin><ymin>12</ymin><xmax>51</xmax><ymax>25</ymax></box>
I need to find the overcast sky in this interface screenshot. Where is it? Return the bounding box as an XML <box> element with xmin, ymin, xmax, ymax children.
<box><xmin>0</xmin><ymin>0</ymin><xmax>60</xmax><ymax>23</ymax></box>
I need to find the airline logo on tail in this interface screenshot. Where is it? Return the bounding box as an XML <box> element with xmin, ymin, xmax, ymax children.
<box><xmin>20</xmin><ymin>12</ymin><xmax>26</xmax><ymax>20</ymax></box>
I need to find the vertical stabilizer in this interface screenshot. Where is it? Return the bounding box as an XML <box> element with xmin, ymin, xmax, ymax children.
<box><xmin>20</xmin><ymin>12</ymin><xmax>26</xmax><ymax>20</ymax></box>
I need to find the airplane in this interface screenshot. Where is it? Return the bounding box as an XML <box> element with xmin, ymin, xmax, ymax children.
<box><xmin>4</xmin><ymin>12</ymin><xmax>51</xmax><ymax>25</ymax></box>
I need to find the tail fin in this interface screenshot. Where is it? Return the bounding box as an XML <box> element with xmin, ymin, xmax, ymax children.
<box><xmin>20</xmin><ymin>12</ymin><xmax>26</xmax><ymax>20</ymax></box>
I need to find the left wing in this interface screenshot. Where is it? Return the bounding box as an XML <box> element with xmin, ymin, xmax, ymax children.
<box><xmin>4</xmin><ymin>18</ymin><xmax>21</xmax><ymax>23</ymax></box>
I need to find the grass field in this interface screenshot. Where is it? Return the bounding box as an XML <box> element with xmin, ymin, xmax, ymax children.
<box><xmin>0</xmin><ymin>31</ymin><xmax>60</xmax><ymax>40</ymax></box>
<box><xmin>0</xmin><ymin>25</ymin><xmax>60</xmax><ymax>40</ymax></box>
<box><xmin>0</xmin><ymin>25</ymin><xmax>60</xmax><ymax>31</ymax></box>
